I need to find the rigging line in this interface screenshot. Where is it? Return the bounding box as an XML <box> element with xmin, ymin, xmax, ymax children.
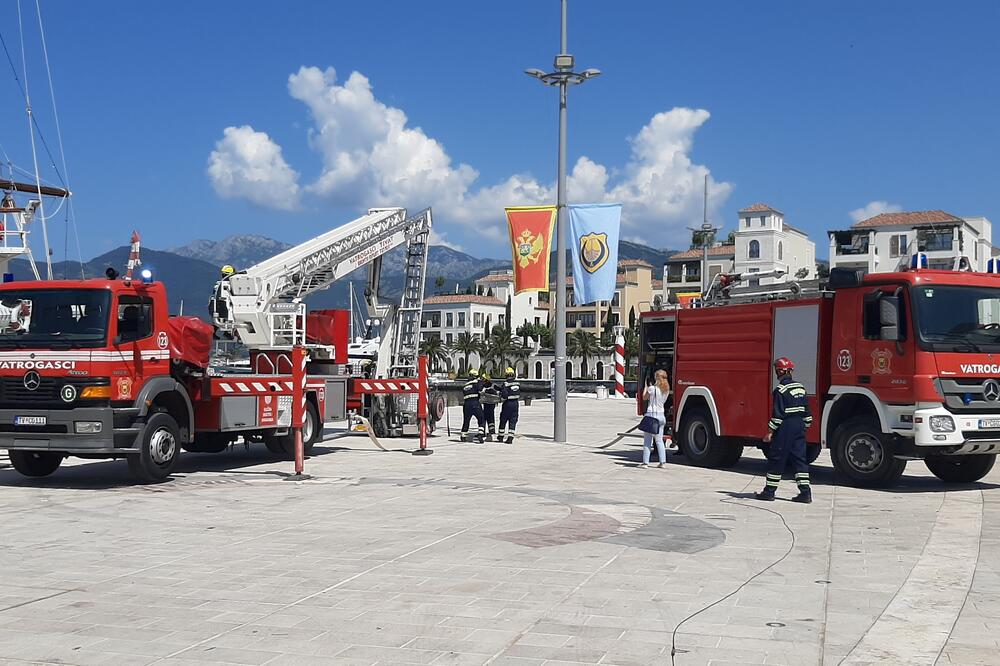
<box><xmin>34</xmin><ymin>0</ymin><xmax>83</xmax><ymax>278</ymax></box>
<box><xmin>0</xmin><ymin>26</ymin><xmax>66</xmax><ymax>188</ymax></box>
<box><xmin>17</xmin><ymin>0</ymin><xmax>52</xmax><ymax>280</ymax></box>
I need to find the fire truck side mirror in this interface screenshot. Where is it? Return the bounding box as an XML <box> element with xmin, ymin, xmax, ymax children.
<box><xmin>879</xmin><ymin>296</ymin><xmax>901</xmax><ymax>342</ymax></box>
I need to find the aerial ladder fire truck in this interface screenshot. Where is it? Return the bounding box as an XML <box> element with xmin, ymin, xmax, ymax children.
<box><xmin>640</xmin><ymin>256</ymin><xmax>1000</xmax><ymax>488</ymax></box>
<box><xmin>0</xmin><ymin>203</ymin><xmax>440</xmax><ymax>482</ymax></box>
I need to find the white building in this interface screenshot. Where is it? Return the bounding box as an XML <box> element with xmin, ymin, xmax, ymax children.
<box><xmin>421</xmin><ymin>294</ymin><xmax>505</xmax><ymax>347</ymax></box>
<box><xmin>828</xmin><ymin>210</ymin><xmax>995</xmax><ymax>274</ymax></box>
<box><xmin>734</xmin><ymin>203</ymin><xmax>816</xmax><ymax>285</ymax></box>
<box><xmin>474</xmin><ymin>270</ymin><xmax>549</xmax><ymax>330</ymax></box>
<box><xmin>663</xmin><ymin>245</ymin><xmax>735</xmax><ymax>301</ymax></box>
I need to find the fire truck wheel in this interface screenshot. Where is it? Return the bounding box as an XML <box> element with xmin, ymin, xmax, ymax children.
<box><xmin>264</xmin><ymin>402</ymin><xmax>320</xmax><ymax>459</ymax></box>
<box><xmin>127</xmin><ymin>412</ymin><xmax>180</xmax><ymax>483</ymax></box>
<box><xmin>831</xmin><ymin>417</ymin><xmax>906</xmax><ymax>487</ymax></box>
<box><xmin>925</xmin><ymin>454</ymin><xmax>996</xmax><ymax>483</ymax></box>
<box><xmin>807</xmin><ymin>443</ymin><xmax>822</xmax><ymax>464</ymax></box>
<box><xmin>679</xmin><ymin>407</ymin><xmax>729</xmax><ymax>468</ymax></box>
<box><xmin>8</xmin><ymin>450</ymin><xmax>63</xmax><ymax>477</ymax></box>
<box><xmin>717</xmin><ymin>440</ymin><xmax>744</xmax><ymax>467</ymax></box>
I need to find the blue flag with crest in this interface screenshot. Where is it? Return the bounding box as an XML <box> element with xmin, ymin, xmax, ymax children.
<box><xmin>568</xmin><ymin>203</ymin><xmax>622</xmax><ymax>304</ymax></box>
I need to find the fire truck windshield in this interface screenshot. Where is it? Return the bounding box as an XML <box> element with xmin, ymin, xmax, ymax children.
<box><xmin>0</xmin><ymin>289</ymin><xmax>111</xmax><ymax>349</ymax></box>
<box><xmin>912</xmin><ymin>285</ymin><xmax>1000</xmax><ymax>352</ymax></box>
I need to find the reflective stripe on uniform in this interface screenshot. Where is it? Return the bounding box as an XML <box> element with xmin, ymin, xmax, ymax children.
<box><xmin>765</xmin><ymin>473</ymin><xmax>781</xmax><ymax>488</ymax></box>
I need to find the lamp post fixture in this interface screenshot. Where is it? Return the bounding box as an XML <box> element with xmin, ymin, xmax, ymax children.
<box><xmin>525</xmin><ymin>0</ymin><xmax>600</xmax><ymax>444</ymax></box>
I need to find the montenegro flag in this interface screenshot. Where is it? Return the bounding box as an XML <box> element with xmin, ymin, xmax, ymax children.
<box><xmin>505</xmin><ymin>206</ymin><xmax>557</xmax><ymax>294</ymax></box>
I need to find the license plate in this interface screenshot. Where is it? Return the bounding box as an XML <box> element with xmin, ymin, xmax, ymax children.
<box><xmin>979</xmin><ymin>418</ymin><xmax>1000</xmax><ymax>429</ymax></box>
<box><xmin>14</xmin><ymin>416</ymin><xmax>46</xmax><ymax>426</ymax></box>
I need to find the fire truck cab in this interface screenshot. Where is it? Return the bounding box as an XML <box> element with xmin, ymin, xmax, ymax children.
<box><xmin>640</xmin><ymin>266</ymin><xmax>1000</xmax><ymax>487</ymax></box>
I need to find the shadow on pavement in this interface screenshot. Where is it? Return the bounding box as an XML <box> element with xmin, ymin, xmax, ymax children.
<box><xmin>592</xmin><ymin>444</ymin><xmax>1000</xmax><ymax>494</ymax></box>
<box><xmin>0</xmin><ymin>428</ymin><xmax>428</xmax><ymax>491</ymax></box>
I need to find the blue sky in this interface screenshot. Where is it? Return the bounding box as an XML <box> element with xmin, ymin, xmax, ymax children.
<box><xmin>1</xmin><ymin>0</ymin><xmax>998</xmax><ymax>263</ymax></box>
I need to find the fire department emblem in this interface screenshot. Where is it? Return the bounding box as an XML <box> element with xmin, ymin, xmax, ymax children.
<box><xmin>516</xmin><ymin>230</ymin><xmax>545</xmax><ymax>268</ymax></box>
<box><xmin>872</xmin><ymin>348</ymin><xmax>892</xmax><ymax>375</ymax></box>
<box><xmin>836</xmin><ymin>349</ymin><xmax>853</xmax><ymax>372</ymax></box>
<box><xmin>117</xmin><ymin>377</ymin><xmax>133</xmax><ymax>398</ymax></box>
<box><xmin>579</xmin><ymin>232</ymin><xmax>609</xmax><ymax>274</ymax></box>
<box><xmin>157</xmin><ymin>331</ymin><xmax>169</xmax><ymax>350</ymax></box>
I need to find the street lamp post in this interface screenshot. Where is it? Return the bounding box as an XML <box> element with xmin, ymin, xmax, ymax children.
<box><xmin>525</xmin><ymin>0</ymin><xmax>600</xmax><ymax>443</ymax></box>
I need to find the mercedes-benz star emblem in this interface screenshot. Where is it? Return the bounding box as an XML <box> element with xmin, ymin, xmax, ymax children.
<box><xmin>22</xmin><ymin>371</ymin><xmax>41</xmax><ymax>391</ymax></box>
<box><xmin>984</xmin><ymin>379</ymin><xmax>1000</xmax><ymax>403</ymax></box>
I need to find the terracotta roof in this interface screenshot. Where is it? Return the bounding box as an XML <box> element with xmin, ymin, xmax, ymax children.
<box><xmin>740</xmin><ymin>203</ymin><xmax>783</xmax><ymax>214</ymax></box>
<box><xmin>652</xmin><ymin>279</ymin><xmax>663</xmax><ymax>289</ymax></box>
<box><xmin>852</xmin><ymin>210</ymin><xmax>962</xmax><ymax>229</ymax></box>
<box><xmin>424</xmin><ymin>294</ymin><xmax>504</xmax><ymax>306</ymax></box>
<box><xmin>474</xmin><ymin>272</ymin><xmax>514</xmax><ymax>284</ymax></box>
<box><xmin>618</xmin><ymin>259</ymin><xmax>653</xmax><ymax>268</ymax></box>
<box><xmin>667</xmin><ymin>245</ymin><xmax>736</xmax><ymax>261</ymax></box>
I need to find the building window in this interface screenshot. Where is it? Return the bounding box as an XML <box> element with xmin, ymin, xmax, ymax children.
<box><xmin>422</xmin><ymin>312</ymin><xmax>441</xmax><ymax>328</ymax></box>
<box><xmin>760</xmin><ymin>216</ymin><xmax>766</xmax><ymax>227</ymax></box>
<box><xmin>749</xmin><ymin>240</ymin><xmax>760</xmax><ymax>259</ymax></box>
<box><xmin>611</xmin><ymin>292</ymin><xmax>621</xmax><ymax>306</ymax></box>
<box><xmin>596</xmin><ymin>361</ymin><xmax>604</xmax><ymax>380</ymax></box>
<box><xmin>535</xmin><ymin>361</ymin><xmax>543</xmax><ymax>379</ymax></box>
<box><xmin>534</xmin><ymin>316</ymin><xmax>540</xmax><ymax>325</ymax></box>
<box><xmin>744</xmin><ymin>217</ymin><xmax>750</xmax><ymax>228</ymax></box>
<box><xmin>474</xmin><ymin>312</ymin><xmax>483</xmax><ymax>328</ymax></box>
<box><xmin>446</xmin><ymin>333</ymin><xmax>453</xmax><ymax>344</ymax></box>
<box><xmin>889</xmin><ymin>234</ymin><xmax>908</xmax><ymax>258</ymax></box>
<box><xmin>458</xmin><ymin>312</ymin><xmax>466</xmax><ymax>327</ymax></box>
<box><xmin>446</xmin><ymin>312</ymin><xmax>453</xmax><ymax>327</ymax></box>
<box><xmin>778</xmin><ymin>242</ymin><xmax>783</xmax><ymax>261</ymax></box>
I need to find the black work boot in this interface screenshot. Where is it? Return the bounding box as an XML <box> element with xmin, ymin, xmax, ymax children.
<box><xmin>754</xmin><ymin>487</ymin><xmax>776</xmax><ymax>501</ymax></box>
<box><xmin>792</xmin><ymin>488</ymin><xmax>813</xmax><ymax>504</ymax></box>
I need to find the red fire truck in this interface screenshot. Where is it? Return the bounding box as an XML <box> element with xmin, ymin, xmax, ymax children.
<box><xmin>0</xmin><ymin>207</ymin><xmax>440</xmax><ymax>482</ymax></box>
<box><xmin>640</xmin><ymin>266</ymin><xmax>1000</xmax><ymax>487</ymax></box>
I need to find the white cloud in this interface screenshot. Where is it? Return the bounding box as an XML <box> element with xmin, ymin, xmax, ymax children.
<box><xmin>429</xmin><ymin>229</ymin><xmax>463</xmax><ymax>252</ymax></box>
<box><xmin>209</xmin><ymin>66</ymin><xmax>732</xmax><ymax>249</ymax></box>
<box><xmin>849</xmin><ymin>200</ymin><xmax>903</xmax><ymax>223</ymax></box>
<box><xmin>207</xmin><ymin>125</ymin><xmax>301</xmax><ymax>211</ymax></box>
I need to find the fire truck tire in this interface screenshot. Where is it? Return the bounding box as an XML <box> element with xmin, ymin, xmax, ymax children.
<box><xmin>127</xmin><ymin>412</ymin><xmax>181</xmax><ymax>482</ymax></box>
<box><xmin>807</xmin><ymin>443</ymin><xmax>822</xmax><ymax>464</ymax></box>
<box><xmin>8</xmin><ymin>450</ymin><xmax>63</xmax><ymax>477</ymax></box>
<box><xmin>925</xmin><ymin>454</ymin><xmax>996</xmax><ymax>483</ymax></box>
<box><xmin>717</xmin><ymin>440</ymin><xmax>744</xmax><ymax>467</ymax></box>
<box><xmin>831</xmin><ymin>417</ymin><xmax>906</xmax><ymax>487</ymax></box>
<box><xmin>264</xmin><ymin>402</ymin><xmax>320</xmax><ymax>459</ymax></box>
<box><xmin>679</xmin><ymin>408</ymin><xmax>729</xmax><ymax>468</ymax></box>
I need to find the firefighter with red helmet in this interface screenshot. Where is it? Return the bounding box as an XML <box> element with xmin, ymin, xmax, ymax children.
<box><xmin>756</xmin><ymin>357</ymin><xmax>814</xmax><ymax>503</ymax></box>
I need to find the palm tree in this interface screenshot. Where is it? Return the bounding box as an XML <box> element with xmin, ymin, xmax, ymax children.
<box><xmin>448</xmin><ymin>332</ymin><xmax>482</xmax><ymax>375</ymax></box>
<box><xmin>485</xmin><ymin>329</ymin><xmax>519</xmax><ymax>373</ymax></box>
<box><xmin>567</xmin><ymin>329</ymin><xmax>601</xmax><ymax>379</ymax></box>
<box><xmin>623</xmin><ymin>327</ymin><xmax>639</xmax><ymax>379</ymax></box>
<box><xmin>419</xmin><ymin>336</ymin><xmax>449</xmax><ymax>373</ymax></box>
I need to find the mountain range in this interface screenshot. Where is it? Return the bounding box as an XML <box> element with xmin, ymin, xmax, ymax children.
<box><xmin>8</xmin><ymin>235</ymin><xmax>677</xmax><ymax>319</ymax></box>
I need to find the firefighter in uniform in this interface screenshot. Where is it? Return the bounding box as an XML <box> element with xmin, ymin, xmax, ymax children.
<box><xmin>756</xmin><ymin>357</ymin><xmax>813</xmax><ymax>503</ymax></box>
<box><xmin>481</xmin><ymin>372</ymin><xmax>499</xmax><ymax>440</ymax></box>
<box><xmin>498</xmin><ymin>367</ymin><xmax>520</xmax><ymax>444</ymax></box>
<box><xmin>460</xmin><ymin>369</ymin><xmax>486</xmax><ymax>443</ymax></box>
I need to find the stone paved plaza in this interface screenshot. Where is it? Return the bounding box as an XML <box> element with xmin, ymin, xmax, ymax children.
<box><xmin>0</xmin><ymin>397</ymin><xmax>998</xmax><ymax>666</ymax></box>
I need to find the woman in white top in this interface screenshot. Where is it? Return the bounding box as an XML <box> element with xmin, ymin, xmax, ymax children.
<box><xmin>640</xmin><ymin>369</ymin><xmax>670</xmax><ymax>468</ymax></box>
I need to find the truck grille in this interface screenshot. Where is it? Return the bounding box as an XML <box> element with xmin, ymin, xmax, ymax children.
<box><xmin>940</xmin><ymin>378</ymin><xmax>1000</xmax><ymax>413</ymax></box>
<box><xmin>0</xmin><ymin>377</ymin><xmax>109</xmax><ymax>410</ymax></box>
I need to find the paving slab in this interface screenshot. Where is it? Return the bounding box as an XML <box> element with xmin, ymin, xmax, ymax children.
<box><xmin>0</xmin><ymin>396</ymin><xmax>998</xmax><ymax>665</ymax></box>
